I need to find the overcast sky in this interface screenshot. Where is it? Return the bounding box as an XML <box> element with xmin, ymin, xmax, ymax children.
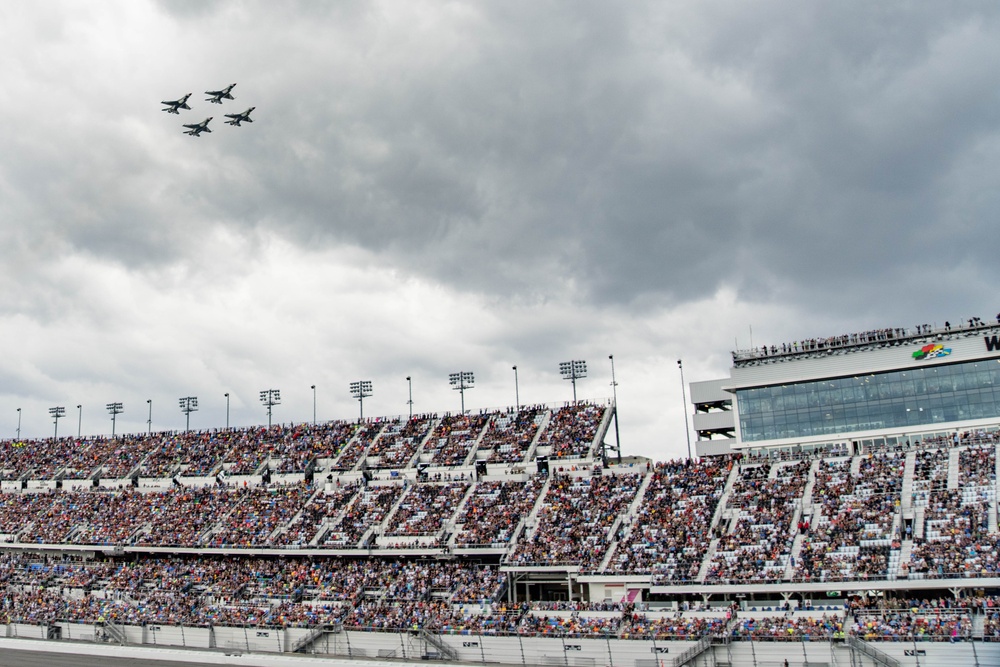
<box><xmin>1</xmin><ymin>1</ymin><xmax>999</xmax><ymax>461</ymax></box>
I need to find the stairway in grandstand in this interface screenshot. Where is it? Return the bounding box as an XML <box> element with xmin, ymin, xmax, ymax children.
<box><xmin>695</xmin><ymin>462</ymin><xmax>740</xmax><ymax>582</ymax></box>
<box><xmin>900</xmin><ymin>450</ymin><xmax>916</xmax><ymax>512</ymax></box>
<box><xmin>783</xmin><ymin>458</ymin><xmax>821</xmax><ymax>579</ymax></box>
<box><xmin>948</xmin><ymin>447</ymin><xmax>961</xmax><ymax>490</ymax></box>
<box><xmin>419</xmin><ymin>629</ymin><xmax>459</xmax><ymax>660</ymax></box>
<box><xmin>292</xmin><ymin>624</ymin><xmax>339</xmax><ymax>653</ymax></box>
<box><xmin>799</xmin><ymin>458</ymin><xmax>820</xmax><ymax>507</ymax></box>
<box><xmin>597</xmin><ymin>470</ymin><xmax>654</xmax><ymax>571</ymax></box>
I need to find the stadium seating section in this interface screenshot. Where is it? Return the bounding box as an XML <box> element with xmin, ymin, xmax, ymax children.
<box><xmin>0</xmin><ymin>401</ymin><xmax>998</xmax><ymax>643</ymax></box>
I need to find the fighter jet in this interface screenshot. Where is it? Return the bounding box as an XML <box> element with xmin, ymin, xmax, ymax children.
<box><xmin>161</xmin><ymin>93</ymin><xmax>192</xmax><ymax>114</ymax></box>
<box><xmin>224</xmin><ymin>107</ymin><xmax>255</xmax><ymax>127</ymax></box>
<box><xmin>205</xmin><ymin>84</ymin><xmax>236</xmax><ymax>104</ymax></box>
<box><xmin>182</xmin><ymin>117</ymin><xmax>213</xmax><ymax>137</ymax></box>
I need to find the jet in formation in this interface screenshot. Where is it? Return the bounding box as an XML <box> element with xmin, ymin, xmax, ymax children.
<box><xmin>161</xmin><ymin>93</ymin><xmax>192</xmax><ymax>114</ymax></box>
<box><xmin>165</xmin><ymin>84</ymin><xmax>253</xmax><ymax>136</ymax></box>
<box><xmin>205</xmin><ymin>84</ymin><xmax>237</xmax><ymax>104</ymax></box>
<box><xmin>224</xmin><ymin>107</ymin><xmax>255</xmax><ymax>127</ymax></box>
<box><xmin>182</xmin><ymin>117</ymin><xmax>213</xmax><ymax>137</ymax></box>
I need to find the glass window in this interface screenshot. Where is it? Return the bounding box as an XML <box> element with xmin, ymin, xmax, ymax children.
<box><xmin>736</xmin><ymin>358</ymin><xmax>1000</xmax><ymax>442</ymax></box>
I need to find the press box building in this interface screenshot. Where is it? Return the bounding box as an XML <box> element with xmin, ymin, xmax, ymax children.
<box><xmin>691</xmin><ymin>318</ymin><xmax>1000</xmax><ymax>457</ymax></box>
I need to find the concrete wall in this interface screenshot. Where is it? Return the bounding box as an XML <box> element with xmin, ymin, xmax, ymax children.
<box><xmin>3</xmin><ymin>622</ymin><xmax>1000</xmax><ymax>667</ymax></box>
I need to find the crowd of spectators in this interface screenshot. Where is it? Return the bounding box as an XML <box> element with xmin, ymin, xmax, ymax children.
<box><xmin>0</xmin><ymin>551</ymin><xmax>998</xmax><ymax>643</ymax></box>
<box><xmin>206</xmin><ymin>483</ymin><xmax>315</xmax><ymax>547</ymax></box>
<box><xmin>481</xmin><ymin>407</ymin><xmax>546</xmax><ymax>464</ymax></box>
<box><xmin>608</xmin><ymin>458</ymin><xmax>730</xmax><ymax>582</ymax></box>
<box><xmin>850</xmin><ymin>609</ymin><xmax>971</xmax><ymax>641</ymax></box>
<box><xmin>506</xmin><ymin>471</ymin><xmax>641</xmax><ymax>569</ymax></box>
<box><xmin>366</xmin><ymin>416</ymin><xmax>436</xmax><ymax>469</ymax></box>
<box><xmin>905</xmin><ymin>489</ymin><xmax>996</xmax><ymax>579</ymax></box>
<box><xmin>454</xmin><ymin>476</ymin><xmax>545</xmax><ymax>547</ymax></box>
<box><xmin>731</xmin><ymin>318</ymin><xmax>1000</xmax><ymax>365</ymax></box>
<box><xmin>729</xmin><ymin>614</ymin><xmax>845</xmax><ymax>641</ymax></box>
<box><xmin>327</xmin><ymin>485</ymin><xmax>401</xmax><ymax>547</ymax></box>
<box><xmin>959</xmin><ymin>441</ymin><xmax>997</xmax><ymax>495</ymax></box>
<box><xmin>733</xmin><ymin>324</ymin><xmax>922</xmax><ymax>363</ymax></box>
<box><xmin>795</xmin><ymin>452</ymin><xmax>902</xmax><ymax>582</ymax></box>
<box><xmin>272</xmin><ymin>420</ymin><xmax>361</xmax><ymax>474</ymax></box>
<box><xmin>911</xmin><ymin>447</ymin><xmax>951</xmax><ymax>506</ymax></box>
<box><xmin>273</xmin><ymin>479</ymin><xmax>363</xmax><ymax>547</ymax></box>
<box><xmin>535</xmin><ymin>403</ymin><xmax>606</xmax><ymax>460</ymax></box>
<box><xmin>426</xmin><ymin>414</ymin><xmax>490</xmax><ymax>467</ymax></box>
<box><xmin>0</xmin><ymin>405</ymin><xmax>1000</xmax><ymax>650</ymax></box>
<box><xmin>621</xmin><ymin>614</ymin><xmax>726</xmax><ymax>640</ymax></box>
<box><xmin>327</xmin><ymin>421</ymin><xmax>384</xmax><ymax>472</ymax></box>
<box><xmin>384</xmin><ymin>481</ymin><xmax>471</xmax><ymax>543</ymax></box>
<box><xmin>706</xmin><ymin>461</ymin><xmax>809</xmax><ymax>582</ymax></box>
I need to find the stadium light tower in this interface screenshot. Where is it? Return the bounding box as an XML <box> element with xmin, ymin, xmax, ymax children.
<box><xmin>77</xmin><ymin>404</ymin><xmax>82</xmax><ymax>438</ymax></box>
<box><xmin>608</xmin><ymin>355</ymin><xmax>621</xmax><ymax>462</ymax></box>
<box><xmin>146</xmin><ymin>399</ymin><xmax>152</xmax><ymax>435</ymax></box>
<box><xmin>49</xmin><ymin>406</ymin><xmax>65</xmax><ymax>439</ymax></box>
<box><xmin>179</xmin><ymin>396</ymin><xmax>198</xmax><ymax>432</ymax></box>
<box><xmin>16</xmin><ymin>407</ymin><xmax>21</xmax><ymax>440</ymax></box>
<box><xmin>224</xmin><ymin>393</ymin><xmax>230</xmax><ymax>429</ymax></box>
<box><xmin>449</xmin><ymin>371</ymin><xmax>474</xmax><ymax>413</ymax></box>
<box><xmin>259</xmin><ymin>389</ymin><xmax>281</xmax><ymax>428</ymax></box>
<box><xmin>311</xmin><ymin>385</ymin><xmax>317</xmax><ymax>425</ymax></box>
<box><xmin>350</xmin><ymin>380</ymin><xmax>373</xmax><ymax>420</ymax></box>
<box><xmin>678</xmin><ymin>360</ymin><xmax>692</xmax><ymax>460</ymax></box>
<box><xmin>406</xmin><ymin>376</ymin><xmax>413</xmax><ymax>418</ymax></box>
<box><xmin>559</xmin><ymin>360</ymin><xmax>587</xmax><ymax>403</ymax></box>
<box><xmin>512</xmin><ymin>366</ymin><xmax>520</xmax><ymax>411</ymax></box>
<box><xmin>106</xmin><ymin>402</ymin><xmax>123</xmax><ymax>438</ymax></box>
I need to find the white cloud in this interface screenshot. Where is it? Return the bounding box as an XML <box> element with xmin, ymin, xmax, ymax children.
<box><xmin>0</xmin><ymin>0</ymin><xmax>998</xmax><ymax>460</ymax></box>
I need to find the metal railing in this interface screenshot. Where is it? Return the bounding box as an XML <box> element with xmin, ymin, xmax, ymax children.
<box><xmin>846</xmin><ymin>635</ymin><xmax>901</xmax><ymax>667</ymax></box>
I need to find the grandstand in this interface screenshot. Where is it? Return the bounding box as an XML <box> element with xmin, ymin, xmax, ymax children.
<box><xmin>2</xmin><ymin>322</ymin><xmax>1000</xmax><ymax>665</ymax></box>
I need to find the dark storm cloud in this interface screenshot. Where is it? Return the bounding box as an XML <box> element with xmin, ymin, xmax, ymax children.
<box><xmin>139</xmin><ymin>0</ymin><xmax>1000</xmax><ymax>321</ymax></box>
<box><xmin>9</xmin><ymin>0</ymin><xmax>997</xmax><ymax>322</ymax></box>
<box><xmin>3</xmin><ymin>0</ymin><xmax>1000</xmax><ymax>452</ymax></box>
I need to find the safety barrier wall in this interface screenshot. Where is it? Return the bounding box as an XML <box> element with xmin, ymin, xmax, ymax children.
<box><xmin>3</xmin><ymin>622</ymin><xmax>1000</xmax><ymax>667</ymax></box>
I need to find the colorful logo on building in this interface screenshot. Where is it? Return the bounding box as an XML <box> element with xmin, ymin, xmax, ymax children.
<box><xmin>912</xmin><ymin>343</ymin><xmax>951</xmax><ymax>360</ymax></box>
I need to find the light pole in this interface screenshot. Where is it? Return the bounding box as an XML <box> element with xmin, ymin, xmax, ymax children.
<box><xmin>106</xmin><ymin>402</ymin><xmax>123</xmax><ymax>438</ymax></box>
<box><xmin>179</xmin><ymin>396</ymin><xmax>198</xmax><ymax>432</ymax></box>
<box><xmin>77</xmin><ymin>405</ymin><xmax>82</xmax><ymax>438</ymax></box>
<box><xmin>513</xmin><ymin>366</ymin><xmax>520</xmax><ymax>411</ymax></box>
<box><xmin>350</xmin><ymin>381</ymin><xmax>372</xmax><ymax>420</ymax></box>
<box><xmin>449</xmin><ymin>371</ymin><xmax>475</xmax><ymax>413</ymax></box>
<box><xmin>49</xmin><ymin>406</ymin><xmax>65</xmax><ymax>439</ymax></box>
<box><xmin>678</xmin><ymin>359</ymin><xmax>692</xmax><ymax>460</ymax></box>
<box><xmin>146</xmin><ymin>399</ymin><xmax>152</xmax><ymax>435</ymax></box>
<box><xmin>609</xmin><ymin>355</ymin><xmax>621</xmax><ymax>460</ymax></box>
<box><xmin>224</xmin><ymin>393</ymin><xmax>230</xmax><ymax>429</ymax></box>
<box><xmin>259</xmin><ymin>389</ymin><xmax>281</xmax><ymax>428</ymax></box>
<box><xmin>16</xmin><ymin>407</ymin><xmax>21</xmax><ymax>441</ymax></box>
<box><xmin>559</xmin><ymin>360</ymin><xmax>587</xmax><ymax>403</ymax></box>
<box><xmin>406</xmin><ymin>376</ymin><xmax>413</xmax><ymax>419</ymax></box>
<box><xmin>311</xmin><ymin>385</ymin><xmax>316</xmax><ymax>425</ymax></box>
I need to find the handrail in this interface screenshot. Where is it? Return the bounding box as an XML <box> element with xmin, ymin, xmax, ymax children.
<box><xmin>846</xmin><ymin>636</ymin><xmax>900</xmax><ymax>667</ymax></box>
